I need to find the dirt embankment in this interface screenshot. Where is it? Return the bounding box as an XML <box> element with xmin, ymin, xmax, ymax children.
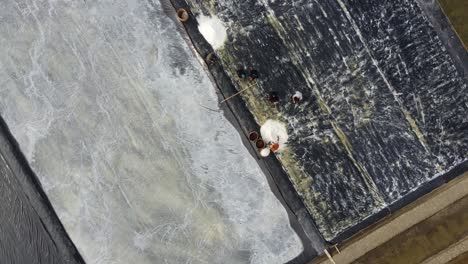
<box><xmin>311</xmin><ymin>171</ymin><xmax>468</xmax><ymax>264</ymax></box>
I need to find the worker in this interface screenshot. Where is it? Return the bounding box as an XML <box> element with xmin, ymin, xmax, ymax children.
<box><xmin>268</xmin><ymin>92</ymin><xmax>280</xmax><ymax>103</ymax></box>
<box><xmin>249</xmin><ymin>69</ymin><xmax>259</xmax><ymax>80</ymax></box>
<box><xmin>237</xmin><ymin>68</ymin><xmax>247</xmax><ymax>79</ymax></box>
<box><xmin>270</xmin><ymin>142</ymin><xmax>280</xmax><ymax>152</ymax></box>
<box><xmin>292</xmin><ymin>91</ymin><xmax>303</xmax><ymax>104</ymax></box>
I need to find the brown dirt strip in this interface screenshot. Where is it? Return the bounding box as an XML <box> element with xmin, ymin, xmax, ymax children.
<box><xmin>310</xmin><ymin>171</ymin><xmax>468</xmax><ymax>264</ymax></box>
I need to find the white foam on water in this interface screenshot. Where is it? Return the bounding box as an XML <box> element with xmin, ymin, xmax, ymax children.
<box><xmin>0</xmin><ymin>0</ymin><xmax>302</xmax><ymax>263</ymax></box>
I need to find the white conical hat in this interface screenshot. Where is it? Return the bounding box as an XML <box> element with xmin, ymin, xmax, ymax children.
<box><xmin>260</xmin><ymin>119</ymin><xmax>288</xmax><ymax>151</ymax></box>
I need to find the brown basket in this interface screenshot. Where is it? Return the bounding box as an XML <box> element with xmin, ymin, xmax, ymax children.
<box><xmin>255</xmin><ymin>139</ymin><xmax>266</xmax><ymax>149</ymax></box>
<box><xmin>177</xmin><ymin>8</ymin><xmax>189</xmax><ymax>22</ymax></box>
<box><xmin>249</xmin><ymin>131</ymin><xmax>259</xmax><ymax>141</ymax></box>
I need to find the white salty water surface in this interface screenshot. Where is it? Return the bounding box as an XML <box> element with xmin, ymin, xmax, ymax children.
<box><xmin>0</xmin><ymin>0</ymin><xmax>302</xmax><ymax>263</ymax></box>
